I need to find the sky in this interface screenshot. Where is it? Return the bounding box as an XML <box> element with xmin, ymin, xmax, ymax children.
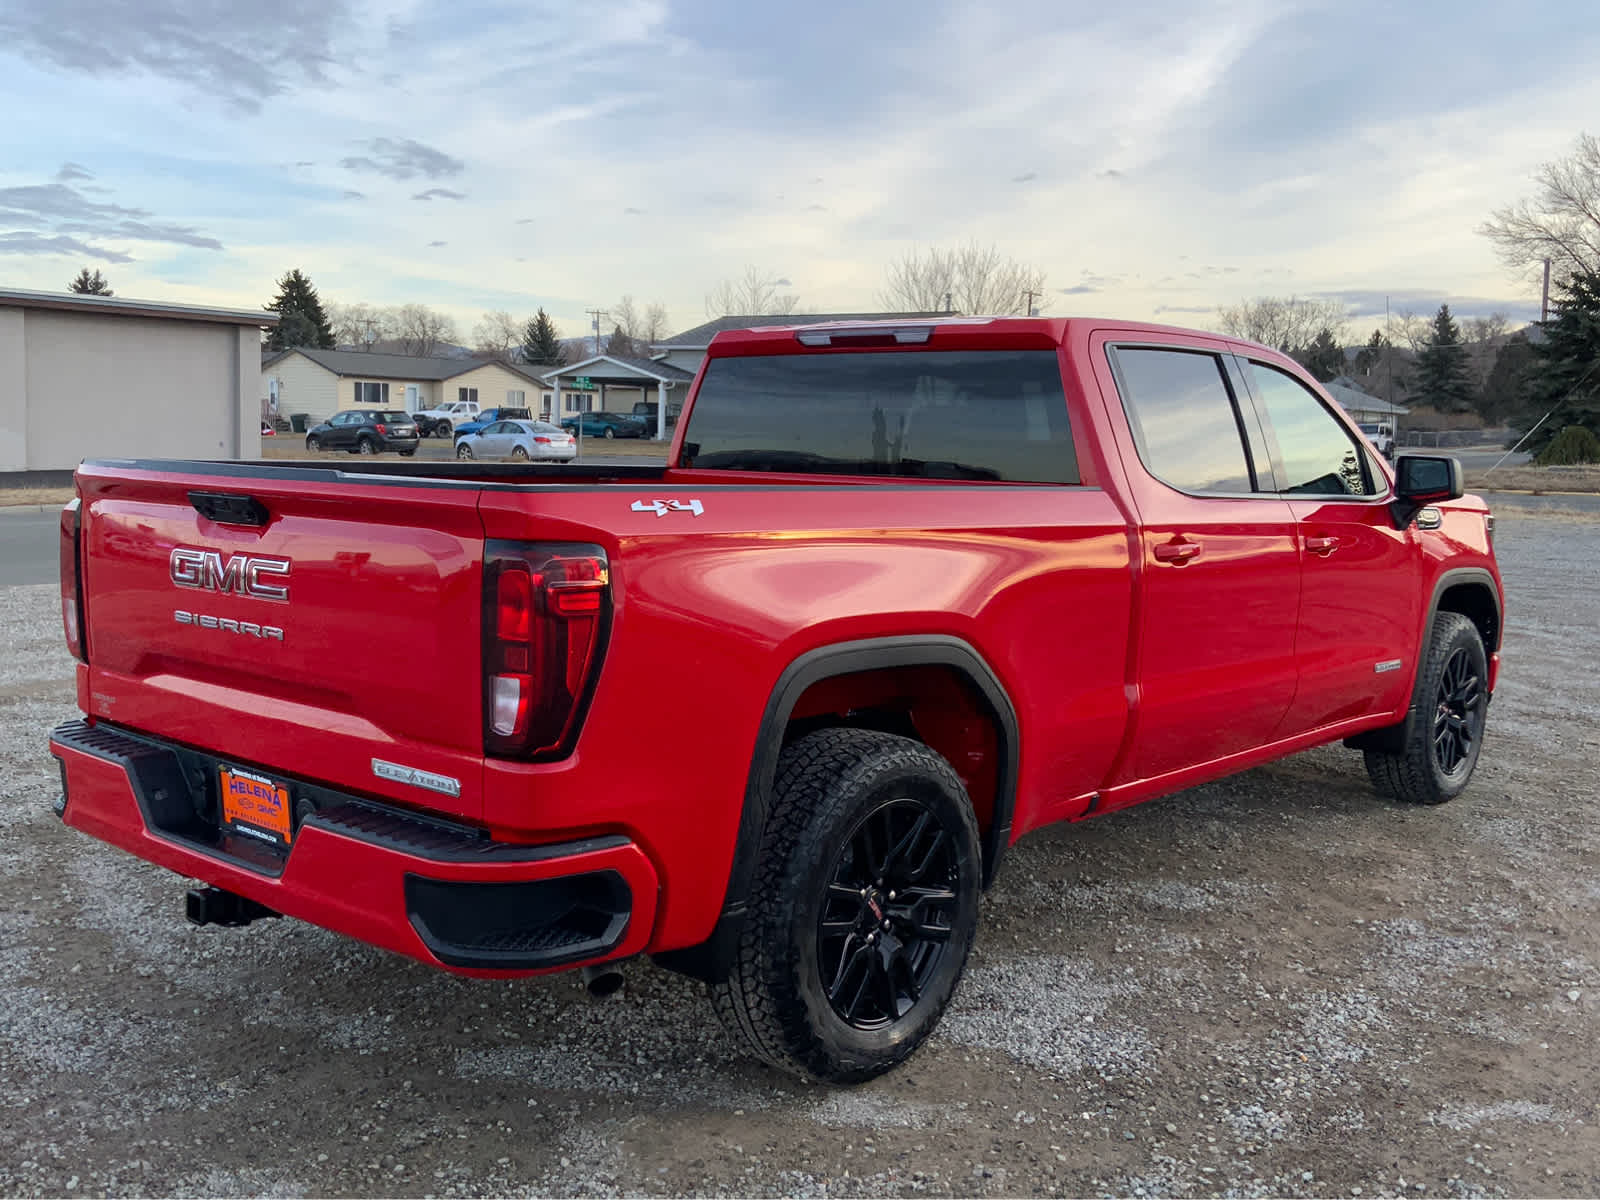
<box><xmin>0</xmin><ymin>0</ymin><xmax>1595</xmax><ymax>344</ymax></box>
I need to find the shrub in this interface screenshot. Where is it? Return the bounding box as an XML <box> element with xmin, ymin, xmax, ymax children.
<box><xmin>1535</xmin><ymin>424</ymin><xmax>1600</xmax><ymax>466</ymax></box>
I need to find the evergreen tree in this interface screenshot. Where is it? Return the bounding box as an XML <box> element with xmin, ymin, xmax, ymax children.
<box><xmin>265</xmin><ymin>269</ymin><xmax>335</xmax><ymax>351</ymax></box>
<box><xmin>1412</xmin><ymin>304</ymin><xmax>1476</xmax><ymax>413</ymax></box>
<box><xmin>603</xmin><ymin>324</ymin><xmax>634</xmax><ymax>357</ymax></box>
<box><xmin>1297</xmin><ymin>327</ymin><xmax>1345</xmax><ymax>381</ymax></box>
<box><xmin>1478</xmin><ymin>332</ymin><xmax>1536</xmax><ymax>424</ymax></box>
<box><xmin>521</xmin><ymin>308</ymin><xmax>566</xmax><ymax>366</ymax></box>
<box><xmin>1519</xmin><ymin>270</ymin><xmax>1600</xmax><ymax>455</ymax></box>
<box><xmin>68</xmin><ymin>267</ymin><xmax>113</xmax><ymax>295</ymax></box>
<box><xmin>1352</xmin><ymin>329</ymin><xmax>1388</xmax><ymax>377</ymax></box>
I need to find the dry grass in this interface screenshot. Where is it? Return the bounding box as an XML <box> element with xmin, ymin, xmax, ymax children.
<box><xmin>1469</xmin><ymin>464</ymin><xmax>1600</xmax><ymax>494</ymax></box>
<box><xmin>0</xmin><ymin>487</ymin><xmax>75</xmax><ymax>507</ymax></box>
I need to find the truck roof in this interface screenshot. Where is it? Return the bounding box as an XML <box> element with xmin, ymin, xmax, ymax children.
<box><xmin>707</xmin><ymin>315</ymin><xmax>1253</xmax><ymax>354</ymax></box>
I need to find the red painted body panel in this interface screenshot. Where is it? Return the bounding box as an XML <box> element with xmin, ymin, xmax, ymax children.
<box><xmin>56</xmin><ymin>316</ymin><xmax>1504</xmax><ymax>975</ymax></box>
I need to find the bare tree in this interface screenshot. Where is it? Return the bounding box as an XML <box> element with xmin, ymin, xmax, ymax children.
<box><xmin>471</xmin><ymin>310</ymin><xmax>522</xmax><ymax>361</ymax></box>
<box><xmin>704</xmin><ymin>266</ymin><xmax>801</xmax><ymax>318</ymax></box>
<box><xmin>326</xmin><ymin>302</ymin><xmax>394</xmax><ymax>349</ymax></box>
<box><xmin>612</xmin><ymin>295</ymin><xmax>642</xmax><ymax>340</ymax></box>
<box><xmin>642</xmin><ymin>302</ymin><xmax>670</xmax><ymax>344</ymax></box>
<box><xmin>877</xmin><ymin>242</ymin><xmax>1047</xmax><ymax>316</ymax></box>
<box><xmin>1480</xmin><ymin>132</ymin><xmax>1600</xmax><ymax>287</ymax></box>
<box><xmin>391</xmin><ymin>304</ymin><xmax>458</xmax><ymax>357</ymax></box>
<box><xmin>1464</xmin><ymin>311</ymin><xmax>1511</xmax><ymax>395</ymax></box>
<box><xmin>1216</xmin><ymin>296</ymin><xmax>1349</xmax><ymax>354</ymax></box>
<box><xmin>1390</xmin><ymin>309</ymin><xmax>1431</xmax><ymax>354</ymax></box>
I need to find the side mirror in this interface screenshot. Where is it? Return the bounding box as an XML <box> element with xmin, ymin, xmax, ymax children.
<box><xmin>1391</xmin><ymin>454</ymin><xmax>1464</xmax><ymax>528</ymax></box>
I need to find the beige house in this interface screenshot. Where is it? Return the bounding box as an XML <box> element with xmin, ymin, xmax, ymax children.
<box><xmin>261</xmin><ymin>347</ymin><xmax>557</xmax><ymax>425</ymax></box>
<box><xmin>1</xmin><ymin>287</ymin><xmax>273</xmax><ymax>474</ymax></box>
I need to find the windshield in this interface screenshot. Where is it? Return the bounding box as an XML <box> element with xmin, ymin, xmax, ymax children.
<box><xmin>681</xmin><ymin>350</ymin><xmax>1079</xmax><ymax>482</ymax></box>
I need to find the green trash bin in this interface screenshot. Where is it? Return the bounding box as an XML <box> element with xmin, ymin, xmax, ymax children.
<box><xmin>290</xmin><ymin>413</ymin><xmax>310</xmax><ymax>433</ymax></box>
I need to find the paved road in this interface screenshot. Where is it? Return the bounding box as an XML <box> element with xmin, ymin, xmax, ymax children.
<box><xmin>1453</xmin><ymin>446</ymin><xmax>1531</xmax><ymax>471</ymax></box>
<box><xmin>0</xmin><ymin>511</ymin><xmax>57</xmax><ymax>588</ymax></box>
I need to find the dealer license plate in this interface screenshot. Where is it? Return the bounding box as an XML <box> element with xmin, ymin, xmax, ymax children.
<box><xmin>219</xmin><ymin>766</ymin><xmax>293</xmax><ymax>847</ymax></box>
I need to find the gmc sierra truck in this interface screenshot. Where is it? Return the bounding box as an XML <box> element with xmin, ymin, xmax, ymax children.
<box><xmin>50</xmin><ymin>317</ymin><xmax>1503</xmax><ymax>1083</ymax></box>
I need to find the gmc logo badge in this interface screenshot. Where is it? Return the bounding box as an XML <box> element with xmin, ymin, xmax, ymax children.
<box><xmin>169</xmin><ymin>547</ymin><xmax>291</xmax><ymax>602</ymax></box>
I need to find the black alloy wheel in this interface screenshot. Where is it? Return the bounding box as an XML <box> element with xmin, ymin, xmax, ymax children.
<box><xmin>1433</xmin><ymin>645</ymin><xmax>1484</xmax><ymax>777</ymax></box>
<box><xmin>817</xmin><ymin>799</ymin><xmax>961</xmax><ymax>1030</ymax></box>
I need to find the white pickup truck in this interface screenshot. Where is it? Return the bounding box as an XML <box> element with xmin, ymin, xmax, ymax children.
<box><xmin>416</xmin><ymin>400</ymin><xmax>479</xmax><ymax>437</ymax></box>
<box><xmin>1358</xmin><ymin>421</ymin><xmax>1395</xmax><ymax>460</ymax></box>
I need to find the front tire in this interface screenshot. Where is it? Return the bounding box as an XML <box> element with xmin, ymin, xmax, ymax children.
<box><xmin>455</xmin><ymin>442</ymin><xmax>474</xmax><ymax>459</ymax></box>
<box><xmin>305</xmin><ymin>435</ymin><xmax>321</xmax><ymax>451</ymax></box>
<box><xmin>603</xmin><ymin>426</ymin><xmax>615</xmax><ymax>439</ymax></box>
<box><xmin>709</xmin><ymin>728</ymin><xmax>981</xmax><ymax>1083</ymax></box>
<box><xmin>511</xmin><ymin>445</ymin><xmax>530</xmax><ymax>460</ymax></box>
<box><xmin>1365</xmin><ymin>611</ymin><xmax>1489</xmax><ymax>805</ymax></box>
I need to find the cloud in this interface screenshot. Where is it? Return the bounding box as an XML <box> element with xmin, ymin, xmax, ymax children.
<box><xmin>342</xmin><ymin>189</ymin><xmax>365</xmax><ymax>200</ymax></box>
<box><xmin>514</xmin><ymin>217</ymin><xmax>536</xmax><ymax>224</ymax></box>
<box><xmin>0</xmin><ymin>0</ymin><xmax>349</xmax><ymax>110</ymax></box>
<box><xmin>0</xmin><ymin>232</ymin><xmax>132</xmax><ymax>262</ymax></box>
<box><xmin>1012</xmin><ymin>171</ymin><xmax>1037</xmax><ymax>183</ymax></box>
<box><xmin>0</xmin><ymin>180</ymin><xmax>222</xmax><ymax>255</ymax></box>
<box><xmin>412</xmin><ymin>187</ymin><xmax>467</xmax><ymax>201</ymax></box>
<box><xmin>428</xmin><ymin>240</ymin><xmax>447</xmax><ymax>247</ymax></box>
<box><xmin>1310</xmin><ymin>288</ymin><xmax>1537</xmax><ymax>323</ymax></box>
<box><xmin>1098</xmin><ymin>168</ymin><xmax>1124</xmax><ymax>180</ymax></box>
<box><xmin>805</xmin><ymin>204</ymin><xmax>828</xmax><ymax>212</ymax></box>
<box><xmin>54</xmin><ymin>162</ymin><xmax>92</xmax><ymax>183</ymax></box>
<box><xmin>1060</xmin><ymin>285</ymin><xmax>1099</xmax><ymax>294</ymax></box>
<box><xmin>773</xmin><ymin>277</ymin><xmax>793</xmax><ymax>287</ymax></box>
<box><xmin>1153</xmin><ymin>304</ymin><xmax>1219</xmax><ymax>315</ymax></box>
<box><xmin>623</xmin><ymin>206</ymin><xmax>644</xmax><ymax>215</ymax></box>
<box><xmin>342</xmin><ymin>138</ymin><xmax>464</xmax><ymax>181</ymax></box>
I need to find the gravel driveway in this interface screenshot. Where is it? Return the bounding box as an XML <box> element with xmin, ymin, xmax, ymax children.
<box><xmin>2</xmin><ymin>512</ymin><xmax>1597</xmax><ymax>1198</ymax></box>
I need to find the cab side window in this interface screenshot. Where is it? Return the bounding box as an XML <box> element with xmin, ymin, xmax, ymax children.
<box><xmin>1110</xmin><ymin>347</ymin><xmax>1256</xmax><ymax>494</ymax></box>
<box><xmin>1246</xmin><ymin>363</ymin><xmax>1377</xmax><ymax>497</ymax></box>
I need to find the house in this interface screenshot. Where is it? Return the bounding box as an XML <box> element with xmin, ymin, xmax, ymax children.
<box><xmin>260</xmin><ymin>347</ymin><xmax>558</xmax><ymax>426</ymax></box>
<box><xmin>1323</xmin><ymin>374</ymin><xmax>1409</xmax><ymax>424</ymax></box>
<box><xmin>2</xmin><ymin>287</ymin><xmax>275</xmax><ymax>474</ymax></box>
<box><xmin>649</xmin><ymin>312</ymin><xmax>952</xmax><ymax>378</ymax></box>
<box><xmin>543</xmin><ymin>354</ymin><xmax>696</xmax><ymax>438</ymax></box>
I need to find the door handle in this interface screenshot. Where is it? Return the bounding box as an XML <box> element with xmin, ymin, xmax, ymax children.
<box><xmin>1306</xmin><ymin>535</ymin><xmax>1341</xmax><ymax>555</ymax></box>
<box><xmin>1153</xmin><ymin>539</ymin><xmax>1201</xmax><ymax>564</ymax></box>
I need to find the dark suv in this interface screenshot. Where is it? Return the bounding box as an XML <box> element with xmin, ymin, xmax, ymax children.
<box><xmin>304</xmin><ymin>410</ymin><xmax>420</xmax><ymax>456</ymax></box>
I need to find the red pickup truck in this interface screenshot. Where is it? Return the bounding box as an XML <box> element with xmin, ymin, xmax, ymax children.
<box><xmin>50</xmin><ymin>317</ymin><xmax>1503</xmax><ymax>1082</ymax></box>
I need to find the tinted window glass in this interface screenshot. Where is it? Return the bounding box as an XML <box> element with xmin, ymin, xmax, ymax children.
<box><xmin>381</xmin><ymin>411</ymin><xmax>409</xmax><ymax>422</ymax></box>
<box><xmin>1111</xmin><ymin>348</ymin><xmax>1252</xmax><ymax>493</ymax></box>
<box><xmin>1247</xmin><ymin>363</ymin><xmax>1376</xmax><ymax>496</ymax></box>
<box><xmin>682</xmin><ymin>351</ymin><xmax>1078</xmax><ymax>482</ymax></box>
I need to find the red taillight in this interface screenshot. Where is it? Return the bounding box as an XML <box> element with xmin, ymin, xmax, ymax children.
<box><xmin>374</xmin><ymin>423</ymin><xmax>388</xmax><ymax>435</ymax></box>
<box><xmin>483</xmin><ymin>543</ymin><xmax>610</xmax><ymax>759</ymax></box>
<box><xmin>533</xmin><ymin>436</ymin><xmax>551</xmax><ymax>444</ymax></box>
<box><xmin>59</xmin><ymin>499</ymin><xmax>85</xmax><ymax>662</ymax></box>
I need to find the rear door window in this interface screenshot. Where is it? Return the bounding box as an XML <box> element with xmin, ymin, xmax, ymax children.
<box><xmin>1108</xmin><ymin>347</ymin><xmax>1256</xmax><ymax>494</ymax></box>
<box><xmin>681</xmin><ymin>350</ymin><xmax>1078</xmax><ymax>482</ymax></box>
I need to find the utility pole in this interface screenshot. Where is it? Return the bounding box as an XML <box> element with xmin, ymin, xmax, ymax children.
<box><xmin>1541</xmin><ymin>257</ymin><xmax>1552</xmax><ymax>323</ymax></box>
<box><xmin>1021</xmin><ymin>288</ymin><xmax>1040</xmax><ymax>317</ymax></box>
<box><xmin>585</xmin><ymin>308</ymin><xmax>608</xmax><ymax>358</ymax></box>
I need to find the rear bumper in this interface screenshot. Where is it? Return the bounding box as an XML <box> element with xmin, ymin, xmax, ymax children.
<box><xmin>49</xmin><ymin>720</ymin><xmax>658</xmax><ymax>976</ymax></box>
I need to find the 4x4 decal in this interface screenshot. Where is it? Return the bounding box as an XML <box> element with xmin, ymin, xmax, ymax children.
<box><xmin>631</xmin><ymin>499</ymin><xmax>704</xmax><ymax>517</ymax></box>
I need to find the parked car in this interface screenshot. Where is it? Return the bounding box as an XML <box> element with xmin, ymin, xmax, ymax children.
<box><xmin>561</xmin><ymin>410</ymin><xmax>646</xmax><ymax>439</ymax></box>
<box><xmin>303</xmin><ymin>409</ymin><xmax>420</xmax><ymax>455</ymax></box>
<box><xmin>454</xmin><ymin>419</ymin><xmax>576</xmax><ymax>462</ymax></box>
<box><xmin>452</xmin><ymin>407</ymin><xmax>533</xmax><ymax>440</ymax></box>
<box><xmin>52</xmin><ymin>315</ymin><xmax>1502</xmax><ymax>1084</ymax></box>
<box><xmin>416</xmin><ymin>400</ymin><xmax>479</xmax><ymax>438</ymax></box>
<box><xmin>631</xmin><ymin>399</ymin><xmax>681</xmax><ymax>438</ymax></box>
<box><xmin>1358</xmin><ymin>421</ymin><xmax>1396</xmax><ymax>460</ymax></box>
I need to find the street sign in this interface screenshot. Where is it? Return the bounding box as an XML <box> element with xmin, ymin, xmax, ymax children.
<box><xmin>573</xmin><ymin>376</ymin><xmax>594</xmax><ymax>390</ymax></box>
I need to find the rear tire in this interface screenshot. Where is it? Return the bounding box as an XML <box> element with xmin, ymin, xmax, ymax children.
<box><xmin>709</xmin><ymin>728</ymin><xmax>981</xmax><ymax>1083</ymax></box>
<box><xmin>1364</xmin><ymin>611</ymin><xmax>1488</xmax><ymax>805</ymax></box>
<box><xmin>456</xmin><ymin>442</ymin><xmax>474</xmax><ymax>460</ymax></box>
<box><xmin>355</xmin><ymin>437</ymin><xmax>376</xmax><ymax>455</ymax></box>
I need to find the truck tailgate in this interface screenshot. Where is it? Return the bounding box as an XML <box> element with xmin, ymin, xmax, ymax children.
<box><xmin>76</xmin><ymin>462</ymin><xmax>488</xmax><ymax>821</ymax></box>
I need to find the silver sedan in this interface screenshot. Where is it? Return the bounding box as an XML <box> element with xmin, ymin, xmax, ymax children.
<box><xmin>455</xmin><ymin>419</ymin><xmax>577</xmax><ymax>462</ymax></box>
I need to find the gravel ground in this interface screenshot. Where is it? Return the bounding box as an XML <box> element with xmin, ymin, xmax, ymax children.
<box><xmin>2</xmin><ymin>512</ymin><xmax>1597</xmax><ymax>1198</ymax></box>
